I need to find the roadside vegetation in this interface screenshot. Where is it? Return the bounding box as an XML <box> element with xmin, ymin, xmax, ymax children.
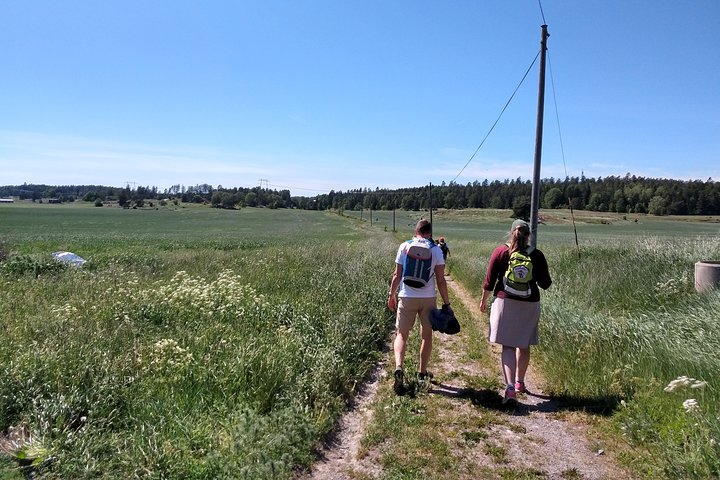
<box><xmin>447</xmin><ymin>211</ymin><xmax>720</xmax><ymax>478</ymax></box>
<box><xmin>1</xmin><ymin>203</ymin><xmax>719</xmax><ymax>478</ymax></box>
<box><xmin>0</xmin><ymin>205</ymin><xmax>395</xmax><ymax>478</ymax></box>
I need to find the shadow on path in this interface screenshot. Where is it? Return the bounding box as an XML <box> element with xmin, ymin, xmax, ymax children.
<box><xmin>428</xmin><ymin>381</ymin><xmax>623</xmax><ymax>416</ymax></box>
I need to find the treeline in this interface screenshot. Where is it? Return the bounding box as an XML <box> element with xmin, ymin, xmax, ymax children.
<box><xmin>316</xmin><ymin>175</ymin><xmax>720</xmax><ymax>215</ymax></box>
<box><xmin>0</xmin><ymin>183</ymin><xmax>295</xmax><ymax>209</ymax></box>
<box><xmin>2</xmin><ymin>174</ymin><xmax>719</xmax><ymax>215</ymax></box>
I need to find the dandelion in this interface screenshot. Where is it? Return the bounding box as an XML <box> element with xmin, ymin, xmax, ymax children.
<box><xmin>683</xmin><ymin>398</ymin><xmax>700</xmax><ymax>413</ymax></box>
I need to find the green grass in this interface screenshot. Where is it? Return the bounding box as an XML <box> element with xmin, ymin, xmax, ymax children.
<box><xmin>445</xmin><ymin>209</ymin><xmax>720</xmax><ymax>478</ymax></box>
<box><xmin>2</xmin><ymin>204</ymin><xmax>720</xmax><ymax>478</ymax></box>
<box><xmin>0</xmin><ymin>203</ymin><xmax>396</xmax><ymax>478</ymax></box>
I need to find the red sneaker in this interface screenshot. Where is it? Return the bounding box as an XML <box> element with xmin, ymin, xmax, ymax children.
<box><xmin>514</xmin><ymin>381</ymin><xmax>526</xmax><ymax>393</ymax></box>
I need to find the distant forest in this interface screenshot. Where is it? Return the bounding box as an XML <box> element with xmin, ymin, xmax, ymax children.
<box><xmin>2</xmin><ymin>174</ymin><xmax>719</xmax><ymax>216</ymax></box>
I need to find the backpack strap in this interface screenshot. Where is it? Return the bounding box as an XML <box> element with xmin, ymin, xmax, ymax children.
<box><xmin>406</xmin><ymin>238</ymin><xmax>436</xmax><ymax>249</ymax></box>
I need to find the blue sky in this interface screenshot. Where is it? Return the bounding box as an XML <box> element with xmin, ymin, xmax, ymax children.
<box><xmin>1</xmin><ymin>1</ymin><xmax>718</xmax><ymax>196</ymax></box>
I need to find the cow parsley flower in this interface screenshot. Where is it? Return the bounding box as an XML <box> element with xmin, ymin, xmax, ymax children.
<box><xmin>683</xmin><ymin>398</ymin><xmax>700</xmax><ymax>413</ymax></box>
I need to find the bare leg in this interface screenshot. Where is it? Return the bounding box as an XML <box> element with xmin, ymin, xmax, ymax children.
<box><xmin>516</xmin><ymin>347</ymin><xmax>531</xmax><ymax>383</ymax></box>
<box><xmin>501</xmin><ymin>346</ymin><xmax>516</xmax><ymax>386</ymax></box>
<box><xmin>419</xmin><ymin>320</ymin><xmax>433</xmax><ymax>373</ymax></box>
<box><xmin>394</xmin><ymin>328</ymin><xmax>410</xmax><ymax>370</ymax></box>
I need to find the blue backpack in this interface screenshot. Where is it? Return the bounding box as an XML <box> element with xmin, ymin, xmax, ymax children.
<box><xmin>402</xmin><ymin>239</ymin><xmax>436</xmax><ymax>288</ymax></box>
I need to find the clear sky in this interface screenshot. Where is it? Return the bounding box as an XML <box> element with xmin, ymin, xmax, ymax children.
<box><xmin>1</xmin><ymin>1</ymin><xmax>719</xmax><ymax>196</ymax></box>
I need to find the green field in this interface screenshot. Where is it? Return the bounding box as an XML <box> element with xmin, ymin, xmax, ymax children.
<box><xmin>0</xmin><ymin>203</ymin><xmax>397</xmax><ymax>478</ymax></box>
<box><xmin>1</xmin><ymin>202</ymin><xmax>720</xmax><ymax>478</ymax></box>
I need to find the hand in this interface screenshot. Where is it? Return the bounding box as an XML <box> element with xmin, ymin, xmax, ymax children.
<box><xmin>480</xmin><ymin>301</ymin><xmax>487</xmax><ymax>314</ymax></box>
<box><xmin>387</xmin><ymin>296</ymin><xmax>397</xmax><ymax>311</ymax></box>
<box><xmin>441</xmin><ymin>303</ymin><xmax>452</xmax><ymax>313</ymax></box>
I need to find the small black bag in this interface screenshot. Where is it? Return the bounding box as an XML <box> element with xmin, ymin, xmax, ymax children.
<box><xmin>430</xmin><ymin>305</ymin><xmax>460</xmax><ymax>335</ymax></box>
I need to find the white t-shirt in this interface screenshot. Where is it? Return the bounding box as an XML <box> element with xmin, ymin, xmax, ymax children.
<box><xmin>395</xmin><ymin>236</ymin><xmax>445</xmax><ymax>298</ymax></box>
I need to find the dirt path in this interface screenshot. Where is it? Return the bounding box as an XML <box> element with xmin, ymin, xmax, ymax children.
<box><xmin>301</xmin><ymin>276</ymin><xmax>633</xmax><ymax>480</ymax></box>
<box><xmin>440</xmin><ymin>277</ymin><xmax>632</xmax><ymax>479</ymax></box>
<box><xmin>301</xmin><ymin>361</ymin><xmax>387</xmax><ymax>480</ymax></box>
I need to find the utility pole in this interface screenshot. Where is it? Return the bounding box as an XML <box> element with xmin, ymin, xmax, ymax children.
<box><xmin>529</xmin><ymin>24</ymin><xmax>549</xmax><ymax>248</ymax></box>
<box><xmin>429</xmin><ymin>183</ymin><xmax>433</xmax><ymax>225</ymax></box>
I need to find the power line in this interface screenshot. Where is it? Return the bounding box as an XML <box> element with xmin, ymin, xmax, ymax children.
<box><xmin>266</xmin><ymin>183</ymin><xmax>326</xmax><ymax>192</ymax></box>
<box><xmin>537</xmin><ymin>0</ymin><xmax>547</xmax><ymax>25</ymax></box>
<box><xmin>450</xmin><ymin>52</ymin><xmax>540</xmax><ymax>184</ymax></box>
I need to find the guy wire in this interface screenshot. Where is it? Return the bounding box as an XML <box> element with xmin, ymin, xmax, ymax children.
<box><xmin>548</xmin><ymin>52</ymin><xmax>581</xmax><ymax>260</ymax></box>
<box><xmin>451</xmin><ymin>51</ymin><xmax>540</xmax><ymax>184</ymax></box>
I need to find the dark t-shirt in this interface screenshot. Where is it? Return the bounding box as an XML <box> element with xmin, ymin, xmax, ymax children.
<box><xmin>481</xmin><ymin>244</ymin><xmax>552</xmax><ymax>302</ymax></box>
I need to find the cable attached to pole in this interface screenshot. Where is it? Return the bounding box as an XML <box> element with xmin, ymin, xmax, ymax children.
<box><xmin>451</xmin><ymin>52</ymin><xmax>541</xmax><ymax>184</ymax></box>
<box><xmin>548</xmin><ymin>51</ymin><xmax>581</xmax><ymax>259</ymax></box>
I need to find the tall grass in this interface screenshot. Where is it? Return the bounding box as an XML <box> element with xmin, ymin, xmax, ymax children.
<box><xmin>0</xmin><ymin>207</ymin><xmax>397</xmax><ymax>478</ymax></box>
<box><xmin>450</xmin><ymin>229</ymin><xmax>720</xmax><ymax>478</ymax></box>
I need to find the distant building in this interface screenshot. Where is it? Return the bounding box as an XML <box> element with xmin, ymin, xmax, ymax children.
<box><xmin>0</xmin><ymin>198</ymin><xmax>14</xmax><ymax>203</ymax></box>
<box><xmin>47</xmin><ymin>198</ymin><xmax>61</xmax><ymax>204</ymax></box>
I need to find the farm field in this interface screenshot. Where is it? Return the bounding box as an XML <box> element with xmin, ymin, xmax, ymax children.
<box><xmin>1</xmin><ymin>202</ymin><xmax>720</xmax><ymax>478</ymax></box>
<box><xmin>0</xmin><ymin>203</ymin><xmax>397</xmax><ymax>478</ymax></box>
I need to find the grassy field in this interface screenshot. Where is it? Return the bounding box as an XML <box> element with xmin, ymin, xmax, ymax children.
<box><xmin>441</xmin><ymin>209</ymin><xmax>720</xmax><ymax>478</ymax></box>
<box><xmin>1</xmin><ymin>203</ymin><xmax>720</xmax><ymax>478</ymax></box>
<box><xmin>0</xmin><ymin>203</ymin><xmax>397</xmax><ymax>478</ymax></box>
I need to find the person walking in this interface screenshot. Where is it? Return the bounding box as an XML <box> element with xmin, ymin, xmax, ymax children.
<box><xmin>479</xmin><ymin>219</ymin><xmax>552</xmax><ymax>404</ymax></box>
<box><xmin>387</xmin><ymin>219</ymin><xmax>450</xmax><ymax>395</ymax></box>
<box><xmin>438</xmin><ymin>236</ymin><xmax>450</xmax><ymax>262</ymax></box>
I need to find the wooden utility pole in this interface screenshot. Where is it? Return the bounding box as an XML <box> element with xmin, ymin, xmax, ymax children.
<box><xmin>429</xmin><ymin>183</ymin><xmax>433</xmax><ymax>225</ymax></box>
<box><xmin>529</xmin><ymin>24</ymin><xmax>549</xmax><ymax>248</ymax></box>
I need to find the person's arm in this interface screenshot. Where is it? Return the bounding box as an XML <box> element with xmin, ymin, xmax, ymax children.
<box><xmin>480</xmin><ymin>246</ymin><xmax>503</xmax><ymax>313</ymax></box>
<box><xmin>480</xmin><ymin>288</ymin><xmax>492</xmax><ymax>313</ymax></box>
<box><xmin>534</xmin><ymin>251</ymin><xmax>553</xmax><ymax>290</ymax></box>
<box><xmin>387</xmin><ymin>264</ymin><xmax>403</xmax><ymax>311</ymax></box>
<box><xmin>434</xmin><ymin>264</ymin><xmax>450</xmax><ymax>306</ymax></box>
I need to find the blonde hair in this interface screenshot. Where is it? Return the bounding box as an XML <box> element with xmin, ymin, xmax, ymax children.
<box><xmin>507</xmin><ymin>225</ymin><xmax>530</xmax><ymax>253</ymax></box>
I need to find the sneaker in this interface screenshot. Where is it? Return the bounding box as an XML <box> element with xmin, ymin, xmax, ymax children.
<box><xmin>502</xmin><ymin>385</ymin><xmax>516</xmax><ymax>405</ymax></box>
<box><xmin>514</xmin><ymin>381</ymin><xmax>526</xmax><ymax>393</ymax></box>
<box><xmin>393</xmin><ymin>369</ymin><xmax>405</xmax><ymax>395</ymax></box>
<box><xmin>417</xmin><ymin>371</ymin><xmax>434</xmax><ymax>381</ymax></box>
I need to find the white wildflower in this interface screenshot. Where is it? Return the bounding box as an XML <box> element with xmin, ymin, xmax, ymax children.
<box><xmin>664</xmin><ymin>376</ymin><xmax>700</xmax><ymax>392</ymax></box>
<box><xmin>683</xmin><ymin>398</ymin><xmax>700</xmax><ymax>413</ymax></box>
